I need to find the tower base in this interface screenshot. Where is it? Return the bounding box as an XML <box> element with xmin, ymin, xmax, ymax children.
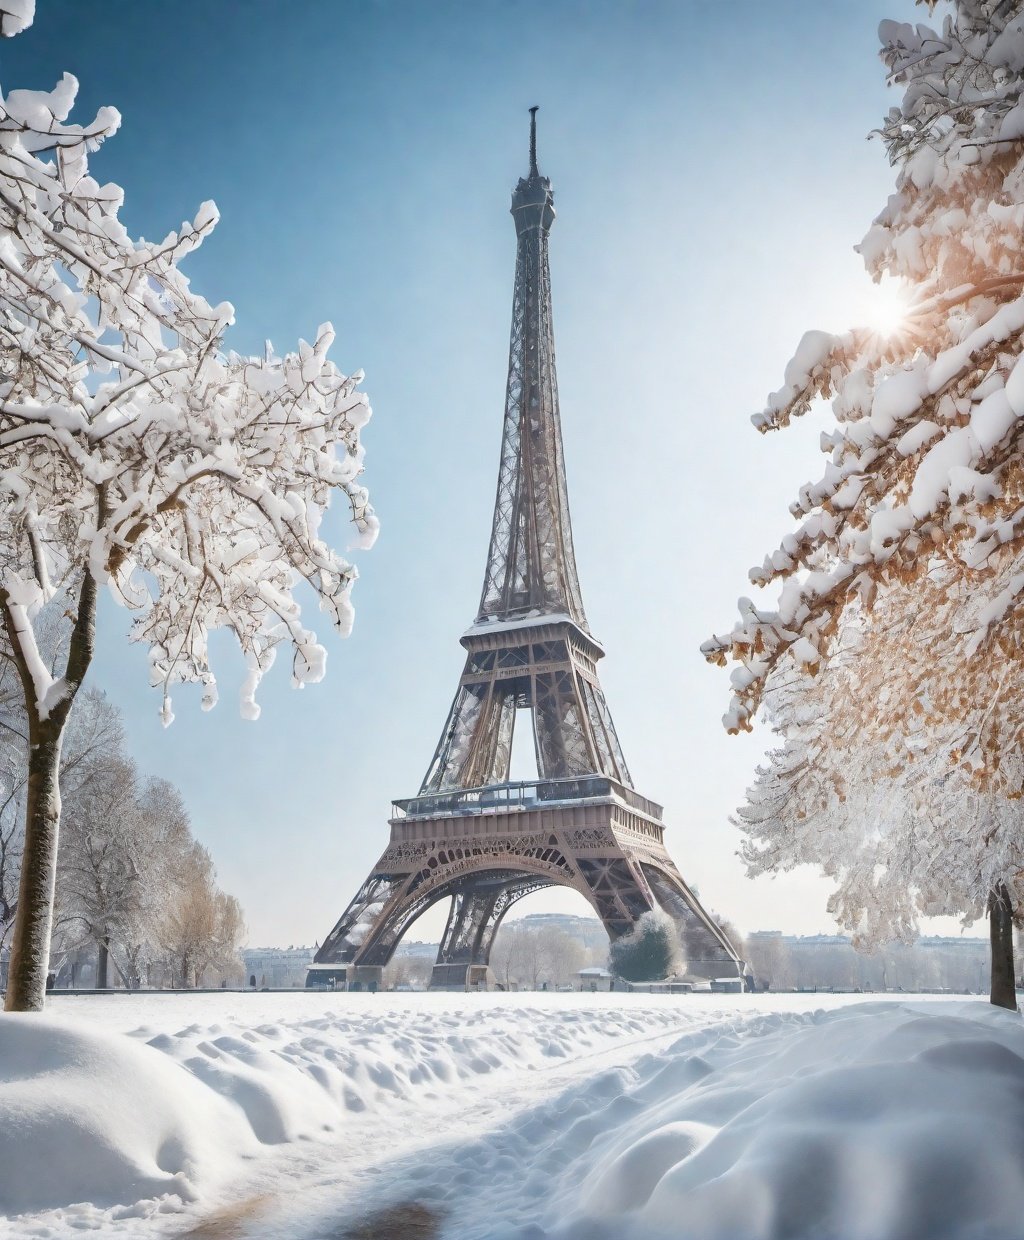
<box><xmin>431</xmin><ymin>963</ymin><xmax>494</xmax><ymax>991</ymax></box>
<box><xmin>304</xmin><ymin>964</ymin><xmax>383</xmax><ymax>991</ymax></box>
<box><xmin>311</xmin><ymin>777</ymin><xmax>742</xmax><ymax>987</ymax></box>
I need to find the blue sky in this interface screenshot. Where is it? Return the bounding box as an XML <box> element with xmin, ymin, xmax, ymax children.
<box><xmin>5</xmin><ymin>0</ymin><xmax>948</xmax><ymax>947</ymax></box>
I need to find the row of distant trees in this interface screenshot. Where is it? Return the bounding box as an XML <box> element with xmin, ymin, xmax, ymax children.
<box><xmin>0</xmin><ymin>661</ymin><xmax>245</xmax><ymax>990</ymax></box>
<box><xmin>384</xmin><ymin>921</ymin><xmax>605</xmax><ymax>991</ymax></box>
<box><xmin>381</xmin><ymin>913</ymin><xmax>1001</xmax><ymax>995</ymax></box>
<box><xmin>744</xmin><ymin>934</ymin><xmax>996</xmax><ymax>995</ymax></box>
<box><xmin>490</xmin><ymin>920</ymin><xmax>597</xmax><ymax>988</ymax></box>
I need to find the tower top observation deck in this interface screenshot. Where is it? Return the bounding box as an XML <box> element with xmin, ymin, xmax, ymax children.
<box><xmin>512</xmin><ymin>107</ymin><xmax>555</xmax><ymax>235</ymax></box>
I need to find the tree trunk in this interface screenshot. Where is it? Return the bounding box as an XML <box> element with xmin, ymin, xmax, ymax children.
<box><xmin>96</xmin><ymin>935</ymin><xmax>109</xmax><ymax>990</ymax></box>
<box><xmin>3</xmin><ymin>724</ymin><xmax>65</xmax><ymax>1012</ymax></box>
<box><xmin>2</xmin><ymin>565</ymin><xmax>97</xmax><ymax>1013</ymax></box>
<box><xmin>989</xmin><ymin>882</ymin><xmax>1017</xmax><ymax>1011</ymax></box>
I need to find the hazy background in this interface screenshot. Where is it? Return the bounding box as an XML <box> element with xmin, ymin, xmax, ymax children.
<box><xmin>5</xmin><ymin>0</ymin><xmax>962</xmax><ymax>947</ymax></box>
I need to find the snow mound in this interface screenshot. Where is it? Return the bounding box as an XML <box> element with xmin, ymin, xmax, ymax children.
<box><xmin>558</xmin><ymin>1002</ymin><xmax>1024</xmax><ymax>1240</ymax></box>
<box><xmin>357</xmin><ymin>1001</ymin><xmax>1024</xmax><ymax>1240</ymax></box>
<box><xmin>0</xmin><ymin>995</ymin><xmax>692</xmax><ymax>1224</ymax></box>
<box><xmin>0</xmin><ymin>1014</ymin><xmax>255</xmax><ymax>1215</ymax></box>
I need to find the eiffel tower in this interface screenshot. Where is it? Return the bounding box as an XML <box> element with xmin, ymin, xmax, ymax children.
<box><xmin>308</xmin><ymin>111</ymin><xmax>742</xmax><ymax>990</ymax></box>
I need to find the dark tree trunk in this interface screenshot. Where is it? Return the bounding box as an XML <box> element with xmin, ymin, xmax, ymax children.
<box><xmin>989</xmin><ymin>882</ymin><xmax>1017</xmax><ymax>1011</ymax></box>
<box><xmin>3</xmin><ymin>724</ymin><xmax>65</xmax><ymax>1012</ymax></box>
<box><xmin>3</xmin><ymin>565</ymin><xmax>98</xmax><ymax>1013</ymax></box>
<box><xmin>96</xmin><ymin>935</ymin><xmax>109</xmax><ymax>990</ymax></box>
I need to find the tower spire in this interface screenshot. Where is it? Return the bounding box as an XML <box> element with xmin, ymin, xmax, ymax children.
<box><xmin>481</xmin><ymin>109</ymin><xmax>580</xmax><ymax>626</ymax></box>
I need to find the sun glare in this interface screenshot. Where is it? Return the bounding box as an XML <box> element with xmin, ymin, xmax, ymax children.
<box><xmin>858</xmin><ymin>277</ymin><xmax>913</xmax><ymax>338</ymax></box>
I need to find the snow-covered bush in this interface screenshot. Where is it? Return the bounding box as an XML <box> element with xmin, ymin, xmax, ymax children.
<box><xmin>0</xmin><ymin>13</ymin><xmax>375</xmax><ymax>1010</ymax></box>
<box><xmin>609</xmin><ymin>910</ymin><xmax>682</xmax><ymax>983</ymax></box>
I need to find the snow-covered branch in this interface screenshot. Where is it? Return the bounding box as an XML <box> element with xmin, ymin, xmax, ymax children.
<box><xmin>706</xmin><ymin>0</ymin><xmax>1024</xmax><ymax>752</ymax></box>
<box><xmin>0</xmin><ymin>55</ymin><xmax>377</xmax><ymax>725</ymax></box>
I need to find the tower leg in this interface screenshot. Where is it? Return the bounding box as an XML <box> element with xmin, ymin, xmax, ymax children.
<box><xmin>575</xmin><ymin>855</ymin><xmax>656</xmax><ymax>940</ymax></box>
<box><xmin>430</xmin><ymin>885</ymin><xmax>501</xmax><ymax>990</ymax></box>
<box><xmin>640</xmin><ymin>862</ymin><xmax>742</xmax><ymax>979</ymax></box>
<box><xmin>571</xmin><ymin>854</ymin><xmax>742</xmax><ymax>981</ymax></box>
<box><xmin>429</xmin><ymin>875</ymin><xmax>553</xmax><ymax>990</ymax></box>
<box><xmin>307</xmin><ymin>861</ymin><xmax>441</xmax><ymax>987</ymax></box>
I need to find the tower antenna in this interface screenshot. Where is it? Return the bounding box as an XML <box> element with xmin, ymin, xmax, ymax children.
<box><xmin>529</xmin><ymin>105</ymin><xmax>539</xmax><ymax>178</ymax></box>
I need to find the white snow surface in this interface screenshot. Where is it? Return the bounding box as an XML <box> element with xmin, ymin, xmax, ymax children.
<box><xmin>1</xmin><ymin>992</ymin><xmax>1022</xmax><ymax>1239</ymax></box>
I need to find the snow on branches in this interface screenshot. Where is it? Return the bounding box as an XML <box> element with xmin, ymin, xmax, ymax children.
<box><xmin>739</xmin><ymin>577</ymin><xmax>1024</xmax><ymax>946</ymax></box>
<box><xmin>0</xmin><ymin>2</ymin><xmax>33</xmax><ymax>38</ymax></box>
<box><xmin>0</xmin><ymin>48</ymin><xmax>377</xmax><ymax>727</ymax></box>
<box><xmin>704</xmin><ymin>0</ymin><xmax>1024</xmax><ymax>772</ymax></box>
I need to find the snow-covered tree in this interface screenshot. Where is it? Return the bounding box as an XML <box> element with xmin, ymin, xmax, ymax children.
<box><xmin>704</xmin><ymin>1</ymin><xmax>1024</xmax><ymax>1007</ymax></box>
<box><xmin>0</xmin><ymin>652</ymin><xmax>26</xmax><ymax>954</ymax></box>
<box><xmin>609</xmin><ymin>910</ymin><xmax>683</xmax><ymax>983</ymax></box>
<box><xmin>744</xmin><ymin>933</ymin><xmax>795</xmax><ymax>992</ymax></box>
<box><xmin>739</xmin><ymin>588</ymin><xmax>1024</xmax><ymax>948</ymax></box>
<box><xmin>158</xmin><ymin>839</ymin><xmax>245</xmax><ymax>988</ymax></box>
<box><xmin>3</xmin><ymin>671</ymin><xmax>117</xmax><ymax>960</ymax></box>
<box><xmin>44</xmin><ymin>693</ymin><xmax>243</xmax><ymax>991</ymax></box>
<box><xmin>0</xmin><ymin>15</ymin><xmax>376</xmax><ymax>1010</ymax></box>
<box><xmin>120</xmin><ymin>777</ymin><xmax>196</xmax><ymax>988</ymax></box>
<box><xmin>53</xmin><ymin>704</ymin><xmax>162</xmax><ymax>991</ymax></box>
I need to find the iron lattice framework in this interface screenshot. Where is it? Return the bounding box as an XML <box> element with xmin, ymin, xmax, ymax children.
<box><xmin>310</xmin><ymin>111</ymin><xmax>741</xmax><ymax>990</ymax></box>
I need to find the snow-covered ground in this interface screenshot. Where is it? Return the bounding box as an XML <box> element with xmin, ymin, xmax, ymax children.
<box><xmin>2</xmin><ymin>992</ymin><xmax>1022</xmax><ymax>1239</ymax></box>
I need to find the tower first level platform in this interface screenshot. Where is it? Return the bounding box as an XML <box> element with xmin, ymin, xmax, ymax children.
<box><xmin>308</xmin><ymin>772</ymin><xmax>739</xmax><ymax>991</ymax></box>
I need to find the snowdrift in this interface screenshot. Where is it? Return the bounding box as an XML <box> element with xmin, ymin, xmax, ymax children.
<box><xmin>0</xmin><ymin>997</ymin><xmax>687</xmax><ymax>1223</ymax></box>
<box><xmin>3</xmin><ymin>996</ymin><xmax>1023</xmax><ymax>1239</ymax></box>
<box><xmin>495</xmin><ymin>1001</ymin><xmax>1024</xmax><ymax>1240</ymax></box>
<box><xmin>0</xmin><ymin>1014</ymin><xmax>255</xmax><ymax>1215</ymax></box>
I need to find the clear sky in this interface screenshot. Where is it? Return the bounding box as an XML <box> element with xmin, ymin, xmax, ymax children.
<box><xmin>6</xmin><ymin>0</ymin><xmax>967</xmax><ymax>948</ymax></box>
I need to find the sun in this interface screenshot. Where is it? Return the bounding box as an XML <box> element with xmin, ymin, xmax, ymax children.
<box><xmin>857</xmin><ymin>276</ymin><xmax>914</xmax><ymax>338</ymax></box>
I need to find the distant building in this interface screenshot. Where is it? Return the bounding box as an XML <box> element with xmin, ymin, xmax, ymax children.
<box><xmin>393</xmin><ymin>940</ymin><xmax>440</xmax><ymax>960</ymax></box>
<box><xmin>918</xmin><ymin>936</ymin><xmax>990</xmax><ymax>951</ymax></box>
<box><xmin>242</xmin><ymin>945</ymin><xmax>315</xmax><ymax>988</ymax></box>
<box><xmin>710</xmin><ymin>977</ymin><xmax>744</xmax><ymax>993</ymax></box>
<box><xmin>514</xmin><ymin>912</ymin><xmax>608</xmax><ymax>953</ymax></box>
<box><xmin>577</xmin><ymin>966</ymin><xmax>613</xmax><ymax>992</ymax></box>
